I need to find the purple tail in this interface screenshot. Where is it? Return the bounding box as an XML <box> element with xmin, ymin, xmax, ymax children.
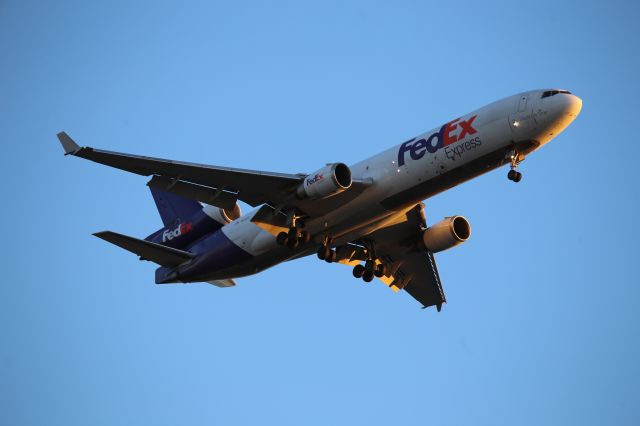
<box><xmin>149</xmin><ymin>187</ymin><xmax>202</xmax><ymax>227</ymax></box>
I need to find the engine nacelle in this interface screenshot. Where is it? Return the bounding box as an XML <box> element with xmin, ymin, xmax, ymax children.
<box><xmin>422</xmin><ymin>216</ymin><xmax>471</xmax><ymax>253</ymax></box>
<box><xmin>203</xmin><ymin>203</ymin><xmax>242</xmax><ymax>225</ymax></box>
<box><xmin>296</xmin><ymin>163</ymin><xmax>352</xmax><ymax>200</ymax></box>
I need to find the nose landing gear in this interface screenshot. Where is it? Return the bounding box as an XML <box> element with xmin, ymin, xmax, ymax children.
<box><xmin>507</xmin><ymin>150</ymin><xmax>524</xmax><ymax>183</ymax></box>
<box><xmin>507</xmin><ymin>169</ymin><xmax>522</xmax><ymax>182</ymax></box>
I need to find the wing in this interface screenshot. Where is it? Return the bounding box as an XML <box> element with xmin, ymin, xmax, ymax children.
<box><xmin>57</xmin><ymin>132</ymin><xmax>301</xmax><ymax>207</ymax></box>
<box><xmin>388</xmin><ymin>251</ymin><xmax>446</xmax><ymax>311</ymax></box>
<box><xmin>57</xmin><ymin>132</ymin><xmax>371</xmax><ymax>214</ymax></box>
<box><xmin>337</xmin><ymin>203</ymin><xmax>446</xmax><ymax>310</ymax></box>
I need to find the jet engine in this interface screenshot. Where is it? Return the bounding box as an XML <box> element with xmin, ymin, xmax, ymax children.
<box><xmin>203</xmin><ymin>203</ymin><xmax>242</xmax><ymax>225</ymax></box>
<box><xmin>296</xmin><ymin>163</ymin><xmax>352</xmax><ymax>200</ymax></box>
<box><xmin>422</xmin><ymin>216</ymin><xmax>471</xmax><ymax>253</ymax></box>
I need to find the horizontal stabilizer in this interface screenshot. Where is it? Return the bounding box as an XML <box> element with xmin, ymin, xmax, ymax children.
<box><xmin>94</xmin><ymin>231</ymin><xmax>194</xmax><ymax>267</ymax></box>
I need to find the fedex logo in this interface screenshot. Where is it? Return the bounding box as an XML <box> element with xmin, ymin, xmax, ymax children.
<box><xmin>398</xmin><ymin>115</ymin><xmax>478</xmax><ymax>166</ymax></box>
<box><xmin>162</xmin><ymin>222</ymin><xmax>193</xmax><ymax>242</ymax></box>
<box><xmin>306</xmin><ymin>174</ymin><xmax>324</xmax><ymax>185</ymax></box>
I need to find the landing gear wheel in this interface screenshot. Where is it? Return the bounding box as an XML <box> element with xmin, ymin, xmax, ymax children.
<box><xmin>317</xmin><ymin>245</ymin><xmax>329</xmax><ymax>260</ymax></box>
<box><xmin>507</xmin><ymin>150</ymin><xmax>524</xmax><ymax>183</ymax></box>
<box><xmin>286</xmin><ymin>228</ymin><xmax>299</xmax><ymax>249</ymax></box>
<box><xmin>353</xmin><ymin>264</ymin><xmax>365</xmax><ymax>278</ymax></box>
<box><xmin>325</xmin><ymin>249</ymin><xmax>336</xmax><ymax>263</ymax></box>
<box><xmin>276</xmin><ymin>232</ymin><xmax>288</xmax><ymax>246</ymax></box>
<box><xmin>374</xmin><ymin>263</ymin><xmax>386</xmax><ymax>278</ymax></box>
<box><xmin>287</xmin><ymin>236</ymin><xmax>299</xmax><ymax>249</ymax></box>
<box><xmin>364</xmin><ymin>259</ymin><xmax>374</xmax><ymax>272</ymax></box>
<box><xmin>362</xmin><ymin>270</ymin><xmax>374</xmax><ymax>283</ymax></box>
<box><xmin>300</xmin><ymin>230</ymin><xmax>311</xmax><ymax>244</ymax></box>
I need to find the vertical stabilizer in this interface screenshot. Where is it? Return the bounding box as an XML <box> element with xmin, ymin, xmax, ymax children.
<box><xmin>150</xmin><ymin>187</ymin><xmax>202</xmax><ymax>227</ymax></box>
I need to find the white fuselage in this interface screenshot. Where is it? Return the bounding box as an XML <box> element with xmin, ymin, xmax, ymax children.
<box><xmin>200</xmin><ymin>89</ymin><xmax>582</xmax><ymax>280</ymax></box>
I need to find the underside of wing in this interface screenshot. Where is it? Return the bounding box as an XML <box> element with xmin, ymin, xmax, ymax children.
<box><xmin>334</xmin><ymin>203</ymin><xmax>447</xmax><ymax>310</ymax></box>
<box><xmin>57</xmin><ymin>132</ymin><xmax>303</xmax><ymax>206</ymax></box>
<box><xmin>57</xmin><ymin>132</ymin><xmax>372</xmax><ymax>216</ymax></box>
<box><xmin>386</xmin><ymin>251</ymin><xmax>446</xmax><ymax>310</ymax></box>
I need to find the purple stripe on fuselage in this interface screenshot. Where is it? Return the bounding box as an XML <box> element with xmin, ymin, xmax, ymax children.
<box><xmin>156</xmin><ymin>227</ymin><xmax>253</xmax><ymax>283</ymax></box>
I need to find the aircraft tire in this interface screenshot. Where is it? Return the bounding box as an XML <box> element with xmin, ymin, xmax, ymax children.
<box><xmin>300</xmin><ymin>230</ymin><xmax>311</xmax><ymax>244</ymax></box>
<box><xmin>287</xmin><ymin>231</ymin><xmax>299</xmax><ymax>249</ymax></box>
<box><xmin>514</xmin><ymin>172</ymin><xmax>522</xmax><ymax>183</ymax></box>
<box><xmin>374</xmin><ymin>263</ymin><xmax>386</xmax><ymax>277</ymax></box>
<box><xmin>363</xmin><ymin>270</ymin><xmax>374</xmax><ymax>282</ymax></box>
<box><xmin>324</xmin><ymin>249</ymin><xmax>336</xmax><ymax>263</ymax></box>
<box><xmin>317</xmin><ymin>245</ymin><xmax>329</xmax><ymax>260</ymax></box>
<box><xmin>353</xmin><ymin>264</ymin><xmax>365</xmax><ymax>278</ymax></box>
<box><xmin>276</xmin><ymin>232</ymin><xmax>288</xmax><ymax>245</ymax></box>
<box><xmin>507</xmin><ymin>169</ymin><xmax>517</xmax><ymax>181</ymax></box>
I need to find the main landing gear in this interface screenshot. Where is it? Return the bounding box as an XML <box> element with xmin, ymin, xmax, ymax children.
<box><xmin>507</xmin><ymin>150</ymin><xmax>524</xmax><ymax>183</ymax></box>
<box><xmin>350</xmin><ymin>242</ymin><xmax>388</xmax><ymax>283</ymax></box>
<box><xmin>316</xmin><ymin>239</ymin><xmax>389</xmax><ymax>283</ymax></box>
<box><xmin>276</xmin><ymin>217</ymin><xmax>310</xmax><ymax>249</ymax></box>
<box><xmin>351</xmin><ymin>260</ymin><xmax>386</xmax><ymax>283</ymax></box>
<box><xmin>317</xmin><ymin>241</ymin><xmax>337</xmax><ymax>263</ymax></box>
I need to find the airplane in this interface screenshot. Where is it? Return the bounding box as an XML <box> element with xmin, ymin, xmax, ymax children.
<box><xmin>57</xmin><ymin>89</ymin><xmax>582</xmax><ymax>310</ymax></box>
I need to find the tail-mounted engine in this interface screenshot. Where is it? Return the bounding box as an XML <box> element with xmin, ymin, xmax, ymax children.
<box><xmin>203</xmin><ymin>203</ymin><xmax>242</xmax><ymax>225</ymax></box>
<box><xmin>422</xmin><ymin>216</ymin><xmax>471</xmax><ymax>253</ymax></box>
<box><xmin>296</xmin><ymin>163</ymin><xmax>352</xmax><ymax>200</ymax></box>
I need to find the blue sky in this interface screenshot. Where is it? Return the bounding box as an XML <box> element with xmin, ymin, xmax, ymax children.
<box><xmin>1</xmin><ymin>1</ymin><xmax>639</xmax><ymax>425</ymax></box>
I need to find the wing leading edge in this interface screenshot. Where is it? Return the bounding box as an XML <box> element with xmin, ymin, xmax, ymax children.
<box><xmin>56</xmin><ymin>132</ymin><xmax>303</xmax><ymax>207</ymax></box>
<box><xmin>56</xmin><ymin>132</ymin><xmax>372</xmax><ymax>214</ymax></box>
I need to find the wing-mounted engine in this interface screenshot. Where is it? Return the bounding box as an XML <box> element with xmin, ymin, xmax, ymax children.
<box><xmin>296</xmin><ymin>163</ymin><xmax>352</xmax><ymax>200</ymax></box>
<box><xmin>422</xmin><ymin>216</ymin><xmax>471</xmax><ymax>253</ymax></box>
<box><xmin>203</xmin><ymin>203</ymin><xmax>242</xmax><ymax>225</ymax></box>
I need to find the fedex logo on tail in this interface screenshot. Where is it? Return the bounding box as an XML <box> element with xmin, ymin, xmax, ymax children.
<box><xmin>398</xmin><ymin>115</ymin><xmax>478</xmax><ymax>166</ymax></box>
<box><xmin>162</xmin><ymin>222</ymin><xmax>193</xmax><ymax>242</ymax></box>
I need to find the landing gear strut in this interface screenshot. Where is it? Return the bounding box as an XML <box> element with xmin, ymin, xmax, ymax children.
<box><xmin>507</xmin><ymin>150</ymin><xmax>524</xmax><ymax>183</ymax></box>
<box><xmin>317</xmin><ymin>237</ymin><xmax>336</xmax><ymax>263</ymax></box>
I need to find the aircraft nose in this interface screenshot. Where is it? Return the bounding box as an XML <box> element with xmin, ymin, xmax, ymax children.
<box><xmin>550</xmin><ymin>93</ymin><xmax>582</xmax><ymax>122</ymax></box>
<box><xmin>539</xmin><ymin>93</ymin><xmax>582</xmax><ymax>135</ymax></box>
<box><xmin>536</xmin><ymin>92</ymin><xmax>582</xmax><ymax>143</ymax></box>
<box><xmin>562</xmin><ymin>93</ymin><xmax>582</xmax><ymax>118</ymax></box>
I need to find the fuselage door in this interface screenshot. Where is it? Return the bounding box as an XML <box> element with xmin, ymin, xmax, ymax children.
<box><xmin>510</xmin><ymin>94</ymin><xmax>536</xmax><ymax>136</ymax></box>
<box><xmin>517</xmin><ymin>94</ymin><xmax>528</xmax><ymax>112</ymax></box>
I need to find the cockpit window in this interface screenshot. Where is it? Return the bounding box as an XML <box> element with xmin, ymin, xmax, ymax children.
<box><xmin>541</xmin><ymin>90</ymin><xmax>572</xmax><ymax>98</ymax></box>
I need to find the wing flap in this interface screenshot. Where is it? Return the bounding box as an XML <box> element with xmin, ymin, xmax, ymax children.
<box><xmin>147</xmin><ymin>175</ymin><xmax>238</xmax><ymax>211</ymax></box>
<box><xmin>396</xmin><ymin>251</ymin><xmax>446</xmax><ymax>310</ymax></box>
<box><xmin>94</xmin><ymin>231</ymin><xmax>194</xmax><ymax>267</ymax></box>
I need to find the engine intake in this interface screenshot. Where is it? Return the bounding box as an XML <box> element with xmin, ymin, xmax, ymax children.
<box><xmin>422</xmin><ymin>216</ymin><xmax>471</xmax><ymax>253</ymax></box>
<box><xmin>296</xmin><ymin>163</ymin><xmax>352</xmax><ymax>200</ymax></box>
<box><xmin>203</xmin><ymin>203</ymin><xmax>242</xmax><ymax>225</ymax></box>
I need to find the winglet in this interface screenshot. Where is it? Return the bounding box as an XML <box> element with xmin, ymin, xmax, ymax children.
<box><xmin>57</xmin><ymin>131</ymin><xmax>81</xmax><ymax>155</ymax></box>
